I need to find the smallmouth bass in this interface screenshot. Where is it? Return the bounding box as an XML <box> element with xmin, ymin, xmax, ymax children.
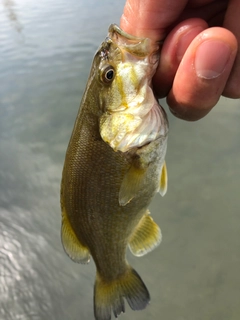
<box><xmin>61</xmin><ymin>24</ymin><xmax>168</xmax><ymax>320</ymax></box>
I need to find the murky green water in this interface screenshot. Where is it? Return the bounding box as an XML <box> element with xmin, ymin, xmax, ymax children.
<box><xmin>1</xmin><ymin>1</ymin><xmax>240</xmax><ymax>319</ymax></box>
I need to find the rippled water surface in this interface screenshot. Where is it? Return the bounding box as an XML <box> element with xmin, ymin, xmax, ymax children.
<box><xmin>1</xmin><ymin>1</ymin><xmax>240</xmax><ymax>319</ymax></box>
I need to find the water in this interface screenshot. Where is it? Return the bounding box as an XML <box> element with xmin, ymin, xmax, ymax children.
<box><xmin>0</xmin><ymin>1</ymin><xmax>240</xmax><ymax>319</ymax></box>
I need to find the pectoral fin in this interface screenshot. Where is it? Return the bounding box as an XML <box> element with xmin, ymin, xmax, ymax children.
<box><xmin>61</xmin><ymin>208</ymin><xmax>90</xmax><ymax>264</ymax></box>
<box><xmin>159</xmin><ymin>161</ymin><xmax>167</xmax><ymax>196</ymax></box>
<box><xmin>128</xmin><ymin>210</ymin><xmax>162</xmax><ymax>257</ymax></box>
<box><xmin>119</xmin><ymin>165</ymin><xmax>146</xmax><ymax>206</ymax></box>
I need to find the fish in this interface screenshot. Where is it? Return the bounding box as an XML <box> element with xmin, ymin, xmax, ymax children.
<box><xmin>60</xmin><ymin>24</ymin><xmax>169</xmax><ymax>320</ymax></box>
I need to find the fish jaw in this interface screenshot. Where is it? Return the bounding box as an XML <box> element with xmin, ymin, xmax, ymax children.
<box><xmin>108</xmin><ymin>24</ymin><xmax>158</xmax><ymax>63</ymax></box>
<box><xmin>97</xmin><ymin>24</ymin><xmax>168</xmax><ymax>153</ymax></box>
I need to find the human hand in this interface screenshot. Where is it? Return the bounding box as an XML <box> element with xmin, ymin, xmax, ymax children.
<box><xmin>120</xmin><ymin>0</ymin><xmax>239</xmax><ymax>121</ymax></box>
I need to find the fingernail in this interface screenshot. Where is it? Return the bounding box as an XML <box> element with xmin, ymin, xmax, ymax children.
<box><xmin>176</xmin><ymin>27</ymin><xmax>204</xmax><ymax>62</ymax></box>
<box><xmin>195</xmin><ymin>40</ymin><xmax>231</xmax><ymax>79</ymax></box>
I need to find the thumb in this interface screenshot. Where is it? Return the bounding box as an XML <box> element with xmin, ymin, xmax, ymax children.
<box><xmin>120</xmin><ymin>0</ymin><xmax>188</xmax><ymax>40</ymax></box>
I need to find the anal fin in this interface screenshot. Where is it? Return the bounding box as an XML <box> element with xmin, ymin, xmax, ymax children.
<box><xmin>61</xmin><ymin>208</ymin><xmax>90</xmax><ymax>264</ymax></box>
<box><xmin>129</xmin><ymin>210</ymin><xmax>162</xmax><ymax>257</ymax></box>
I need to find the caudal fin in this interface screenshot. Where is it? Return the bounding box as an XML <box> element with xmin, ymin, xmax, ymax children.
<box><xmin>94</xmin><ymin>267</ymin><xmax>150</xmax><ymax>320</ymax></box>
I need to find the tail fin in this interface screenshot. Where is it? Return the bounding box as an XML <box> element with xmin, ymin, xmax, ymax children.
<box><xmin>94</xmin><ymin>267</ymin><xmax>150</xmax><ymax>320</ymax></box>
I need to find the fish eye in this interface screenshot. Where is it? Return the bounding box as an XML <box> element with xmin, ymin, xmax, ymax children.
<box><xmin>101</xmin><ymin>66</ymin><xmax>115</xmax><ymax>83</ymax></box>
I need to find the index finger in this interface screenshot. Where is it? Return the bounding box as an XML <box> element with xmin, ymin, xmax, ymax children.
<box><xmin>120</xmin><ymin>0</ymin><xmax>188</xmax><ymax>40</ymax></box>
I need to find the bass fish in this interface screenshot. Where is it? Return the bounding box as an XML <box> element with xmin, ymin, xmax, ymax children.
<box><xmin>60</xmin><ymin>24</ymin><xmax>168</xmax><ymax>320</ymax></box>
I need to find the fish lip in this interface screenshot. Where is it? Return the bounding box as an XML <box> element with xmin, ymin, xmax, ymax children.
<box><xmin>98</xmin><ymin>25</ymin><xmax>159</xmax><ymax>68</ymax></box>
<box><xmin>107</xmin><ymin>24</ymin><xmax>159</xmax><ymax>62</ymax></box>
<box><xmin>108</xmin><ymin>24</ymin><xmax>146</xmax><ymax>42</ymax></box>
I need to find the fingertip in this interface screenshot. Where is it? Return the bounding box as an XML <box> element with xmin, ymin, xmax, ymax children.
<box><xmin>154</xmin><ymin>18</ymin><xmax>208</xmax><ymax>98</ymax></box>
<box><xmin>167</xmin><ymin>27</ymin><xmax>237</xmax><ymax>121</ymax></box>
<box><xmin>167</xmin><ymin>96</ymin><xmax>212</xmax><ymax>121</ymax></box>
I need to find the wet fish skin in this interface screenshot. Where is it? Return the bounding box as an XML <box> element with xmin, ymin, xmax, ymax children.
<box><xmin>60</xmin><ymin>24</ymin><xmax>168</xmax><ymax>320</ymax></box>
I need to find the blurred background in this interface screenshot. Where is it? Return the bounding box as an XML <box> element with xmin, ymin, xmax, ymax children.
<box><xmin>0</xmin><ymin>0</ymin><xmax>240</xmax><ymax>319</ymax></box>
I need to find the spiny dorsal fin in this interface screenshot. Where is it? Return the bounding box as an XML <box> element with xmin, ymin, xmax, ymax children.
<box><xmin>119</xmin><ymin>165</ymin><xmax>146</xmax><ymax>206</ymax></box>
<box><xmin>94</xmin><ymin>267</ymin><xmax>150</xmax><ymax>320</ymax></box>
<box><xmin>61</xmin><ymin>208</ymin><xmax>90</xmax><ymax>264</ymax></box>
<box><xmin>128</xmin><ymin>210</ymin><xmax>162</xmax><ymax>257</ymax></box>
<box><xmin>159</xmin><ymin>161</ymin><xmax>167</xmax><ymax>196</ymax></box>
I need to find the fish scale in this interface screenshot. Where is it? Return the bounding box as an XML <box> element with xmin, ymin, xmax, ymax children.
<box><xmin>60</xmin><ymin>24</ymin><xmax>168</xmax><ymax>320</ymax></box>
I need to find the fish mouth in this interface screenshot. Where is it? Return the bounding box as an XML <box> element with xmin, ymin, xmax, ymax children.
<box><xmin>109</xmin><ymin>24</ymin><xmax>144</xmax><ymax>41</ymax></box>
<box><xmin>107</xmin><ymin>24</ymin><xmax>159</xmax><ymax>64</ymax></box>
